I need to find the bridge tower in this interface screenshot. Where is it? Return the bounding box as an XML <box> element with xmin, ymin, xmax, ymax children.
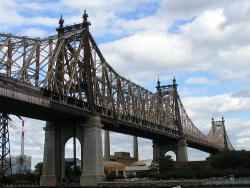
<box><xmin>153</xmin><ymin>78</ymin><xmax>188</xmax><ymax>162</ymax></box>
<box><xmin>40</xmin><ymin>11</ymin><xmax>104</xmax><ymax>186</ymax></box>
<box><xmin>209</xmin><ymin>117</ymin><xmax>233</xmax><ymax>150</ymax></box>
<box><xmin>221</xmin><ymin>116</ymin><xmax>228</xmax><ymax>149</ymax></box>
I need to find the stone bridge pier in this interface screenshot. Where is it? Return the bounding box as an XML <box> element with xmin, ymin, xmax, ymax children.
<box><xmin>153</xmin><ymin>139</ymin><xmax>188</xmax><ymax>162</ymax></box>
<box><xmin>40</xmin><ymin>115</ymin><xmax>104</xmax><ymax>186</ymax></box>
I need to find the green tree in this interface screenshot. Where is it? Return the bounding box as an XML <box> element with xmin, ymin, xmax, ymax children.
<box><xmin>34</xmin><ymin>162</ymin><xmax>43</xmax><ymax>176</ymax></box>
<box><xmin>210</xmin><ymin>150</ymin><xmax>250</xmax><ymax>169</ymax></box>
<box><xmin>151</xmin><ymin>155</ymin><xmax>174</xmax><ymax>173</ymax></box>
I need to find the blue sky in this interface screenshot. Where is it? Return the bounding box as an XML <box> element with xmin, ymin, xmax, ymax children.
<box><xmin>1</xmin><ymin>0</ymin><xmax>250</xmax><ymax>168</ymax></box>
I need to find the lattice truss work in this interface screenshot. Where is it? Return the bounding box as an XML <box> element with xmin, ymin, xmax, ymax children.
<box><xmin>157</xmin><ymin>80</ymin><xmax>223</xmax><ymax>148</ymax></box>
<box><xmin>176</xmin><ymin>95</ymin><xmax>233</xmax><ymax>150</ymax></box>
<box><xmin>0</xmin><ymin>14</ymin><xmax>233</xmax><ymax>150</ymax></box>
<box><xmin>0</xmin><ymin>16</ymin><xmax>180</xmax><ymax>135</ymax></box>
<box><xmin>0</xmin><ymin>114</ymin><xmax>11</xmax><ymax>179</ymax></box>
<box><xmin>177</xmin><ymin>98</ymin><xmax>207</xmax><ymax>143</ymax></box>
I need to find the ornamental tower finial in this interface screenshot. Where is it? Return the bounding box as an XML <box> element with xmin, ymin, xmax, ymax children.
<box><xmin>59</xmin><ymin>15</ymin><xmax>64</xmax><ymax>28</ymax></box>
<box><xmin>157</xmin><ymin>78</ymin><xmax>161</xmax><ymax>88</ymax></box>
<box><xmin>173</xmin><ymin>76</ymin><xmax>177</xmax><ymax>86</ymax></box>
<box><xmin>82</xmin><ymin>10</ymin><xmax>91</xmax><ymax>27</ymax></box>
<box><xmin>83</xmin><ymin>10</ymin><xmax>88</xmax><ymax>22</ymax></box>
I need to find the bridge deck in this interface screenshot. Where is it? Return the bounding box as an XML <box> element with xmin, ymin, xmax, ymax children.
<box><xmin>0</xmin><ymin>75</ymin><xmax>219</xmax><ymax>154</ymax></box>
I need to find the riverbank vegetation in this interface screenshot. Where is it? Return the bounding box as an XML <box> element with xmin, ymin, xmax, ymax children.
<box><xmin>2</xmin><ymin>150</ymin><xmax>250</xmax><ymax>184</ymax></box>
<box><xmin>143</xmin><ymin>150</ymin><xmax>250</xmax><ymax>180</ymax></box>
<box><xmin>107</xmin><ymin>150</ymin><xmax>250</xmax><ymax>181</ymax></box>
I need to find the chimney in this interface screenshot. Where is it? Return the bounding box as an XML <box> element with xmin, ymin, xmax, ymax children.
<box><xmin>21</xmin><ymin>120</ymin><xmax>24</xmax><ymax>156</ymax></box>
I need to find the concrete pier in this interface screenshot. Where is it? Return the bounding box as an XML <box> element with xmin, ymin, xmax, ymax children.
<box><xmin>177</xmin><ymin>139</ymin><xmax>188</xmax><ymax>162</ymax></box>
<box><xmin>40</xmin><ymin>116</ymin><xmax>104</xmax><ymax>186</ymax></box>
<box><xmin>40</xmin><ymin>122</ymin><xmax>57</xmax><ymax>186</ymax></box>
<box><xmin>80</xmin><ymin>116</ymin><xmax>104</xmax><ymax>186</ymax></box>
<box><xmin>152</xmin><ymin>139</ymin><xmax>188</xmax><ymax>162</ymax></box>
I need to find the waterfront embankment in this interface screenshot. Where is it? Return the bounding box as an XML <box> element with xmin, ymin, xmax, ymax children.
<box><xmin>100</xmin><ymin>178</ymin><xmax>250</xmax><ymax>187</ymax></box>
<box><xmin>2</xmin><ymin>178</ymin><xmax>250</xmax><ymax>188</ymax></box>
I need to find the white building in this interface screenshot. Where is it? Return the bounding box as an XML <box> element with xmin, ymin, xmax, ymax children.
<box><xmin>9</xmin><ymin>155</ymin><xmax>31</xmax><ymax>174</ymax></box>
<box><xmin>125</xmin><ymin>159</ymin><xmax>153</xmax><ymax>176</ymax></box>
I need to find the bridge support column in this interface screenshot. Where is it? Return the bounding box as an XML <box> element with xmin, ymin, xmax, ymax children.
<box><xmin>153</xmin><ymin>142</ymin><xmax>159</xmax><ymax>159</ymax></box>
<box><xmin>60</xmin><ymin>142</ymin><xmax>65</xmax><ymax>180</ymax></box>
<box><xmin>176</xmin><ymin>139</ymin><xmax>188</xmax><ymax>162</ymax></box>
<box><xmin>152</xmin><ymin>141</ymin><xmax>165</xmax><ymax>159</ymax></box>
<box><xmin>40</xmin><ymin>122</ymin><xmax>58</xmax><ymax>186</ymax></box>
<box><xmin>104</xmin><ymin>130</ymin><xmax>110</xmax><ymax>160</ymax></box>
<box><xmin>133</xmin><ymin>136</ymin><xmax>139</xmax><ymax>161</ymax></box>
<box><xmin>80</xmin><ymin>116</ymin><xmax>104</xmax><ymax>186</ymax></box>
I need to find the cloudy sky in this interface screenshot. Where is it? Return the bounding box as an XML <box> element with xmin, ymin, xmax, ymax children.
<box><xmin>2</xmin><ymin>0</ymin><xmax>250</xmax><ymax>168</ymax></box>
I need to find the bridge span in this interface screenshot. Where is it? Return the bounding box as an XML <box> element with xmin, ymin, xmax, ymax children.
<box><xmin>0</xmin><ymin>12</ymin><xmax>233</xmax><ymax>186</ymax></box>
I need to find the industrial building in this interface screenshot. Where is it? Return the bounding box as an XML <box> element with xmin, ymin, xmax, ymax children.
<box><xmin>6</xmin><ymin>120</ymin><xmax>32</xmax><ymax>174</ymax></box>
<box><xmin>10</xmin><ymin>155</ymin><xmax>32</xmax><ymax>174</ymax></box>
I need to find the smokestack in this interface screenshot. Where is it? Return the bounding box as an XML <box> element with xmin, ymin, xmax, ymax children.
<box><xmin>133</xmin><ymin>136</ymin><xmax>138</xmax><ymax>161</ymax></box>
<box><xmin>21</xmin><ymin>120</ymin><xmax>24</xmax><ymax>156</ymax></box>
<box><xmin>104</xmin><ymin>130</ymin><xmax>110</xmax><ymax>160</ymax></box>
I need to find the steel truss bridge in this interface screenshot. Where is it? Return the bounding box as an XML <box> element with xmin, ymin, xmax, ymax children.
<box><xmin>0</xmin><ymin>13</ymin><xmax>233</xmax><ymax>160</ymax></box>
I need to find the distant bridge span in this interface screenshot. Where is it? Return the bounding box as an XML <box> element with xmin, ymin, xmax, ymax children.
<box><xmin>0</xmin><ymin>12</ymin><xmax>233</xmax><ymax>186</ymax></box>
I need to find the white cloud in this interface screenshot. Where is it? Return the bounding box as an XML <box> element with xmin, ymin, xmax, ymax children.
<box><xmin>232</xmin><ymin>89</ymin><xmax>250</xmax><ymax>98</ymax></box>
<box><xmin>95</xmin><ymin>1</ymin><xmax>250</xmax><ymax>85</ymax></box>
<box><xmin>222</xmin><ymin>0</ymin><xmax>250</xmax><ymax>26</ymax></box>
<box><xmin>19</xmin><ymin>2</ymin><xmax>61</xmax><ymax>12</ymax></box>
<box><xmin>100</xmin><ymin>31</ymin><xmax>198</xmax><ymax>83</ymax></box>
<box><xmin>0</xmin><ymin>1</ymin><xmax>58</xmax><ymax>33</ymax></box>
<box><xmin>26</xmin><ymin>17</ymin><xmax>58</xmax><ymax>27</ymax></box>
<box><xmin>98</xmin><ymin>6</ymin><xmax>250</xmax><ymax>85</ymax></box>
<box><xmin>157</xmin><ymin>0</ymin><xmax>226</xmax><ymax>18</ymax></box>
<box><xmin>225</xmin><ymin>119</ymin><xmax>250</xmax><ymax>150</ymax></box>
<box><xmin>0</xmin><ymin>1</ymin><xmax>23</xmax><ymax>31</ymax></box>
<box><xmin>60</xmin><ymin>0</ymin><xmax>156</xmax><ymax>13</ymax></box>
<box><xmin>20</xmin><ymin>27</ymin><xmax>47</xmax><ymax>37</ymax></box>
<box><xmin>186</xmin><ymin>77</ymin><xmax>216</xmax><ymax>86</ymax></box>
<box><xmin>182</xmin><ymin>94</ymin><xmax>250</xmax><ymax>120</ymax></box>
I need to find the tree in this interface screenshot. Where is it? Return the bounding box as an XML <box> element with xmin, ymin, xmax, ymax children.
<box><xmin>151</xmin><ymin>155</ymin><xmax>174</xmax><ymax>173</ymax></box>
<box><xmin>34</xmin><ymin>162</ymin><xmax>43</xmax><ymax>176</ymax></box>
<box><xmin>64</xmin><ymin>161</ymin><xmax>81</xmax><ymax>177</ymax></box>
<box><xmin>210</xmin><ymin>150</ymin><xmax>250</xmax><ymax>169</ymax></box>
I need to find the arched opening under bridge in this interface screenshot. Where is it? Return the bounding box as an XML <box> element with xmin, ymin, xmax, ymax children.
<box><xmin>63</xmin><ymin>137</ymin><xmax>81</xmax><ymax>183</ymax></box>
<box><xmin>165</xmin><ymin>151</ymin><xmax>176</xmax><ymax>161</ymax></box>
